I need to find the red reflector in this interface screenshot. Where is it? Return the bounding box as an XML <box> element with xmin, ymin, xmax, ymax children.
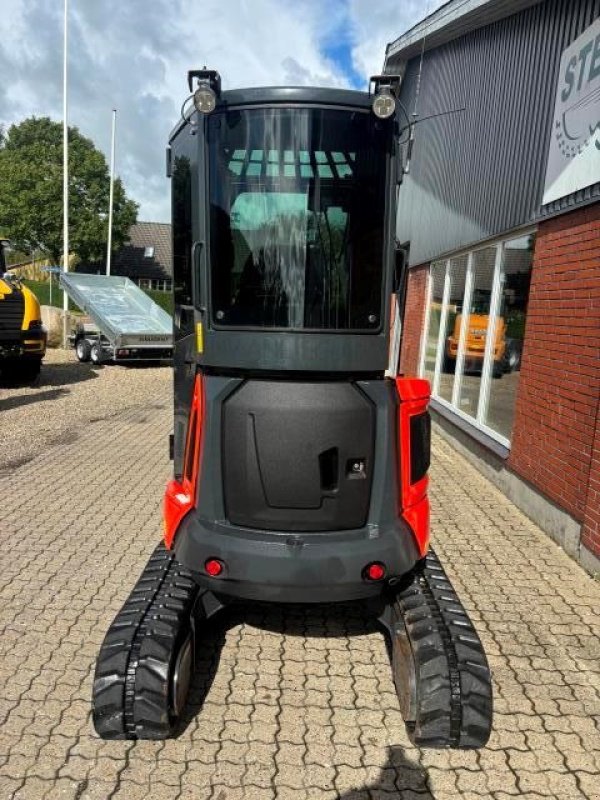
<box><xmin>163</xmin><ymin>374</ymin><xmax>205</xmax><ymax>550</ymax></box>
<box><xmin>364</xmin><ymin>562</ymin><xmax>386</xmax><ymax>581</ymax></box>
<box><xmin>205</xmin><ymin>558</ymin><xmax>224</xmax><ymax>577</ymax></box>
<box><xmin>403</xmin><ymin>496</ymin><xmax>430</xmax><ymax>558</ymax></box>
<box><xmin>395</xmin><ymin>377</ymin><xmax>431</xmax><ymax>559</ymax></box>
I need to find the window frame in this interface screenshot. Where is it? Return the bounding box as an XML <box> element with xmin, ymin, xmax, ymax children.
<box><xmin>418</xmin><ymin>259</ymin><xmax>447</xmax><ymax>387</ymax></box>
<box><xmin>419</xmin><ymin>227</ymin><xmax>536</xmax><ymax>449</ymax></box>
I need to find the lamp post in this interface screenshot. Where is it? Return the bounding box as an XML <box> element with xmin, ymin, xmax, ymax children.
<box><xmin>62</xmin><ymin>0</ymin><xmax>69</xmax><ymax>349</ymax></box>
<box><xmin>106</xmin><ymin>109</ymin><xmax>117</xmax><ymax>276</ymax></box>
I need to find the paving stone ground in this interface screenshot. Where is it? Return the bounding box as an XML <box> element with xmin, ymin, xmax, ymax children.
<box><xmin>0</xmin><ymin>360</ymin><xmax>599</xmax><ymax>799</ymax></box>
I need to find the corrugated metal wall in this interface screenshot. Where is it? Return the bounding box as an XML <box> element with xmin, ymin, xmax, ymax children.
<box><xmin>392</xmin><ymin>0</ymin><xmax>600</xmax><ymax>266</ymax></box>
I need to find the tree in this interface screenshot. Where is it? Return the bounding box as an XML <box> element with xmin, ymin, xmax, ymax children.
<box><xmin>0</xmin><ymin>117</ymin><xmax>138</xmax><ymax>265</ymax></box>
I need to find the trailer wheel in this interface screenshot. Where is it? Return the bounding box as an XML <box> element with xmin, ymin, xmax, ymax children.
<box><xmin>76</xmin><ymin>338</ymin><xmax>91</xmax><ymax>362</ymax></box>
<box><xmin>90</xmin><ymin>342</ymin><xmax>104</xmax><ymax>365</ymax></box>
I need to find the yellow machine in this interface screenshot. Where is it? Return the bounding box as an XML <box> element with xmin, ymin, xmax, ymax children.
<box><xmin>446</xmin><ymin>312</ymin><xmax>507</xmax><ymax>371</ymax></box>
<box><xmin>445</xmin><ymin>291</ymin><xmax>520</xmax><ymax>377</ymax></box>
<box><xmin>0</xmin><ymin>240</ymin><xmax>46</xmax><ymax>381</ymax></box>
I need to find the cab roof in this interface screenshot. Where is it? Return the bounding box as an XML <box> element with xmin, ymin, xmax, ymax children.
<box><xmin>169</xmin><ymin>85</ymin><xmax>371</xmax><ymax>143</ymax></box>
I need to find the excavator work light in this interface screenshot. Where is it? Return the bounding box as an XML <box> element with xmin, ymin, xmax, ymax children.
<box><xmin>188</xmin><ymin>68</ymin><xmax>221</xmax><ymax>115</ymax></box>
<box><xmin>369</xmin><ymin>74</ymin><xmax>402</xmax><ymax>120</ymax></box>
<box><xmin>372</xmin><ymin>87</ymin><xmax>396</xmax><ymax>119</ymax></box>
<box><xmin>193</xmin><ymin>85</ymin><xmax>217</xmax><ymax>114</ymax></box>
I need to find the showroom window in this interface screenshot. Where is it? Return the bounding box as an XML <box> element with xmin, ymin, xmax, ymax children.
<box><xmin>420</xmin><ymin>232</ymin><xmax>534</xmax><ymax>446</ymax></box>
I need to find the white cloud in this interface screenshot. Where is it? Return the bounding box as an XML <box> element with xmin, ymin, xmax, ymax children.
<box><xmin>348</xmin><ymin>0</ymin><xmax>444</xmax><ymax>80</ymax></box>
<box><xmin>0</xmin><ymin>0</ymin><xmax>350</xmax><ymax>223</ymax></box>
<box><xmin>0</xmin><ymin>0</ymin><xmax>441</xmax><ymax>224</ymax></box>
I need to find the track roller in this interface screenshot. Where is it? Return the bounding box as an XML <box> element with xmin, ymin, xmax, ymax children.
<box><xmin>92</xmin><ymin>544</ymin><xmax>201</xmax><ymax>740</ymax></box>
<box><xmin>387</xmin><ymin>549</ymin><xmax>493</xmax><ymax>749</ymax></box>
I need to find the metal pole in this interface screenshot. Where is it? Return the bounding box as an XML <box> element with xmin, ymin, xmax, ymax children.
<box><xmin>106</xmin><ymin>108</ymin><xmax>116</xmax><ymax>276</ymax></box>
<box><xmin>62</xmin><ymin>0</ymin><xmax>69</xmax><ymax>349</ymax></box>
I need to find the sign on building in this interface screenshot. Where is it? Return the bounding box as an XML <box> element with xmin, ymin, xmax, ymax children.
<box><xmin>543</xmin><ymin>17</ymin><xmax>600</xmax><ymax>205</ymax></box>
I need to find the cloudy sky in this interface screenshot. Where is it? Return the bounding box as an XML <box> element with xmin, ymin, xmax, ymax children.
<box><xmin>0</xmin><ymin>0</ymin><xmax>441</xmax><ymax>223</ymax></box>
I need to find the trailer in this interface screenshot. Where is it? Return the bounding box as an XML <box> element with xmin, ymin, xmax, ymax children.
<box><xmin>59</xmin><ymin>272</ymin><xmax>172</xmax><ymax>364</ymax></box>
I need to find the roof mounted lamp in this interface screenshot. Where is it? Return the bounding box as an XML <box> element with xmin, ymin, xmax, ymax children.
<box><xmin>180</xmin><ymin>68</ymin><xmax>222</xmax><ymax>126</ymax></box>
<box><xmin>188</xmin><ymin>68</ymin><xmax>221</xmax><ymax>115</ymax></box>
<box><xmin>369</xmin><ymin>74</ymin><xmax>401</xmax><ymax>119</ymax></box>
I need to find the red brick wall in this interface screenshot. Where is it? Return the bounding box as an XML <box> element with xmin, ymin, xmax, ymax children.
<box><xmin>509</xmin><ymin>204</ymin><xmax>600</xmax><ymax>557</ymax></box>
<box><xmin>582</xmin><ymin>428</ymin><xmax>600</xmax><ymax>559</ymax></box>
<box><xmin>400</xmin><ymin>264</ymin><xmax>429</xmax><ymax>377</ymax></box>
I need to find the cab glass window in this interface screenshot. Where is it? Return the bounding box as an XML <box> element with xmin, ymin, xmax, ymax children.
<box><xmin>208</xmin><ymin>107</ymin><xmax>389</xmax><ymax>330</ymax></box>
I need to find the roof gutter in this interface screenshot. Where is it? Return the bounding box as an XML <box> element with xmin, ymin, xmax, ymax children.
<box><xmin>385</xmin><ymin>0</ymin><xmax>543</xmax><ymax>70</ymax></box>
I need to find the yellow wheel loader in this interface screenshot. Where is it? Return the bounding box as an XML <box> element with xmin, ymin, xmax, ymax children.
<box><xmin>0</xmin><ymin>240</ymin><xmax>46</xmax><ymax>382</ymax></box>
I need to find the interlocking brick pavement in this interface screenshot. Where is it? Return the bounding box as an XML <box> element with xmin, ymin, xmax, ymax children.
<box><xmin>0</xmin><ymin>364</ymin><xmax>599</xmax><ymax>799</ymax></box>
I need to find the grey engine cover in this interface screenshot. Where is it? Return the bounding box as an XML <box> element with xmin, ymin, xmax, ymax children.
<box><xmin>223</xmin><ymin>380</ymin><xmax>375</xmax><ymax>532</ymax></box>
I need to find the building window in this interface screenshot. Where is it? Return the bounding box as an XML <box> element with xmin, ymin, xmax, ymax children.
<box><xmin>420</xmin><ymin>232</ymin><xmax>534</xmax><ymax>446</ymax></box>
<box><xmin>484</xmin><ymin>235</ymin><xmax>533</xmax><ymax>438</ymax></box>
<box><xmin>456</xmin><ymin>246</ymin><xmax>498</xmax><ymax>419</ymax></box>
<box><xmin>140</xmin><ymin>279</ymin><xmax>172</xmax><ymax>292</ymax></box>
<box><xmin>438</xmin><ymin>254</ymin><xmax>468</xmax><ymax>405</ymax></box>
<box><xmin>422</xmin><ymin>261</ymin><xmax>446</xmax><ymax>385</ymax></box>
<box><xmin>144</xmin><ymin>246</ymin><xmax>155</xmax><ymax>258</ymax></box>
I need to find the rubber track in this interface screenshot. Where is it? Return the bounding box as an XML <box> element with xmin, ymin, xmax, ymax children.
<box><xmin>394</xmin><ymin>549</ymin><xmax>493</xmax><ymax>748</ymax></box>
<box><xmin>92</xmin><ymin>543</ymin><xmax>199</xmax><ymax>740</ymax></box>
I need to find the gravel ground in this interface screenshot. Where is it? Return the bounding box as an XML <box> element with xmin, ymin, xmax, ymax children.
<box><xmin>0</xmin><ymin>349</ymin><xmax>171</xmax><ymax>474</ymax></box>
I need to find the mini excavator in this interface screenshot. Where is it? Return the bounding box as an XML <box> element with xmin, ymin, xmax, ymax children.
<box><xmin>93</xmin><ymin>70</ymin><xmax>493</xmax><ymax>748</ymax></box>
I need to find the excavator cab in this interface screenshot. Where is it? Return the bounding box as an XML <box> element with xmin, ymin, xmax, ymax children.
<box><xmin>93</xmin><ymin>71</ymin><xmax>493</xmax><ymax>748</ymax></box>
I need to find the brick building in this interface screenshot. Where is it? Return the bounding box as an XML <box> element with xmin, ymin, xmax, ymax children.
<box><xmin>385</xmin><ymin>0</ymin><xmax>600</xmax><ymax>572</ymax></box>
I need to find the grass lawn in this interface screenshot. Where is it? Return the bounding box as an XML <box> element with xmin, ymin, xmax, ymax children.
<box><xmin>23</xmin><ymin>279</ymin><xmax>79</xmax><ymax>311</ymax></box>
